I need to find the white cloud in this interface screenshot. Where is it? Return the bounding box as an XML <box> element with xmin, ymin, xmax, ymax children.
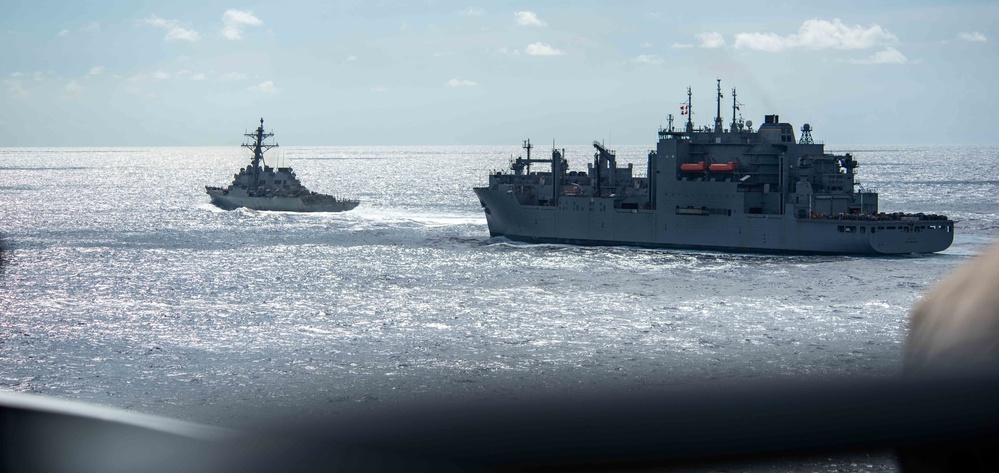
<box><xmin>84</xmin><ymin>22</ymin><xmax>101</xmax><ymax>33</ymax></box>
<box><xmin>734</xmin><ymin>18</ymin><xmax>896</xmax><ymax>52</ymax></box>
<box><xmin>220</xmin><ymin>72</ymin><xmax>247</xmax><ymax>81</ymax></box>
<box><xmin>248</xmin><ymin>80</ymin><xmax>279</xmax><ymax>93</ymax></box>
<box><xmin>346</xmin><ymin>55</ymin><xmax>357</xmax><ymax>61</ymax></box>
<box><xmin>497</xmin><ymin>47</ymin><xmax>520</xmax><ymax>55</ymax></box>
<box><xmin>958</xmin><ymin>31</ymin><xmax>987</xmax><ymax>43</ymax></box>
<box><xmin>631</xmin><ymin>54</ymin><xmax>662</xmax><ymax>65</ymax></box>
<box><xmin>64</xmin><ymin>81</ymin><xmax>84</xmax><ymax>98</ymax></box>
<box><xmin>734</xmin><ymin>32</ymin><xmax>784</xmax><ymax>52</ymax></box>
<box><xmin>525</xmin><ymin>42</ymin><xmax>563</xmax><ymax>56</ymax></box>
<box><xmin>671</xmin><ymin>43</ymin><xmax>694</xmax><ymax>49</ymax></box>
<box><xmin>371</xmin><ymin>86</ymin><xmax>387</xmax><ymax>92</ymax></box>
<box><xmin>459</xmin><ymin>7</ymin><xmax>484</xmax><ymax>16</ymax></box>
<box><xmin>10</xmin><ymin>72</ymin><xmax>24</xmax><ymax>78</ymax></box>
<box><xmin>191</xmin><ymin>73</ymin><xmax>206</xmax><ymax>81</ymax></box>
<box><xmin>221</xmin><ymin>9</ymin><xmax>263</xmax><ymax>40</ymax></box>
<box><xmin>697</xmin><ymin>32</ymin><xmax>726</xmax><ymax>49</ymax></box>
<box><xmin>5</xmin><ymin>79</ymin><xmax>29</xmax><ymax>98</ymax></box>
<box><xmin>144</xmin><ymin>15</ymin><xmax>200</xmax><ymax>42</ymax></box>
<box><xmin>57</xmin><ymin>29</ymin><xmax>69</xmax><ymax>37</ymax></box>
<box><xmin>446</xmin><ymin>78</ymin><xmax>478</xmax><ymax>87</ymax></box>
<box><xmin>87</xmin><ymin>66</ymin><xmax>105</xmax><ymax>76</ymax></box>
<box><xmin>152</xmin><ymin>71</ymin><xmax>172</xmax><ymax>80</ymax></box>
<box><xmin>850</xmin><ymin>47</ymin><xmax>908</xmax><ymax>65</ymax></box>
<box><xmin>515</xmin><ymin>11</ymin><xmax>546</xmax><ymax>27</ymax></box>
<box><xmin>641</xmin><ymin>42</ymin><xmax>653</xmax><ymax>48</ymax></box>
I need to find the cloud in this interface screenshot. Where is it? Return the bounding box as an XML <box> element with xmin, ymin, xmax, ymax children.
<box><xmin>734</xmin><ymin>18</ymin><xmax>896</xmax><ymax>52</ymax></box>
<box><xmin>145</xmin><ymin>15</ymin><xmax>200</xmax><ymax>42</ymax></box>
<box><xmin>446</xmin><ymin>78</ymin><xmax>478</xmax><ymax>87</ymax></box>
<box><xmin>248</xmin><ymin>80</ymin><xmax>279</xmax><ymax>93</ymax></box>
<box><xmin>10</xmin><ymin>72</ymin><xmax>24</xmax><ymax>78</ymax></box>
<box><xmin>57</xmin><ymin>29</ymin><xmax>69</xmax><ymax>37</ymax></box>
<box><xmin>671</xmin><ymin>43</ymin><xmax>694</xmax><ymax>49</ymax></box>
<box><xmin>371</xmin><ymin>86</ymin><xmax>387</xmax><ymax>92</ymax></box>
<box><xmin>515</xmin><ymin>11</ymin><xmax>546</xmax><ymax>27</ymax></box>
<box><xmin>87</xmin><ymin>66</ymin><xmax>105</xmax><ymax>76</ymax></box>
<box><xmin>221</xmin><ymin>9</ymin><xmax>263</xmax><ymax>40</ymax></box>
<box><xmin>220</xmin><ymin>72</ymin><xmax>247</xmax><ymax>81</ymax></box>
<box><xmin>631</xmin><ymin>54</ymin><xmax>662</xmax><ymax>65</ymax></box>
<box><xmin>346</xmin><ymin>55</ymin><xmax>357</xmax><ymax>61</ymax></box>
<box><xmin>850</xmin><ymin>47</ymin><xmax>908</xmax><ymax>65</ymax></box>
<box><xmin>128</xmin><ymin>69</ymin><xmax>200</xmax><ymax>81</ymax></box>
<box><xmin>84</xmin><ymin>22</ymin><xmax>101</xmax><ymax>33</ymax></box>
<box><xmin>641</xmin><ymin>42</ymin><xmax>653</xmax><ymax>48</ymax></box>
<box><xmin>5</xmin><ymin>79</ymin><xmax>29</xmax><ymax>98</ymax></box>
<box><xmin>958</xmin><ymin>31</ymin><xmax>987</xmax><ymax>43</ymax></box>
<box><xmin>525</xmin><ymin>42</ymin><xmax>563</xmax><ymax>56</ymax></box>
<box><xmin>697</xmin><ymin>32</ymin><xmax>726</xmax><ymax>49</ymax></box>
<box><xmin>64</xmin><ymin>81</ymin><xmax>84</xmax><ymax>98</ymax></box>
<box><xmin>459</xmin><ymin>7</ymin><xmax>484</xmax><ymax>16</ymax></box>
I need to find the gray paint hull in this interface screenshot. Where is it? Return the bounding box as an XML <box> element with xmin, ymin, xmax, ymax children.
<box><xmin>474</xmin><ymin>188</ymin><xmax>953</xmax><ymax>255</ymax></box>
<box><xmin>207</xmin><ymin>189</ymin><xmax>359</xmax><ymax>213</ymax></box>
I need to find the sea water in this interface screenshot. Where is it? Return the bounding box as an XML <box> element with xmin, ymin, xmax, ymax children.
<box><xmin>1</xmin><ymin>144</ymin><xmax>997</xmax><ymax>438</ymax></box>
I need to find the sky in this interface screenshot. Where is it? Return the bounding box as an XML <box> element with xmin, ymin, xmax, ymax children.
<box><xmin>1</xmin><ymin>0</ymin><xmax>997</xmax><ymax>146</ymax></box>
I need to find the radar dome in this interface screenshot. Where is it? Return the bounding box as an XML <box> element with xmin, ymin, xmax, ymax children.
<box><xmin>746</xmin><ymin>120</ymin><xmax>753</xmax><ymax>128</ymax></box>
<box><xmin>802</xmin><ymin>123</ymin><xmax>812</xmax><ymax>132</ymax></box>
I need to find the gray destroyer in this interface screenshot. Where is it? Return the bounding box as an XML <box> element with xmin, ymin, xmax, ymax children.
<box><xmin>206</xmin><ymin>118</ymin><xmax>359</xmax><ymax>212</ymax></box>
<box><xmin>474</xmin><ymin>82</ymin><xmax>953</xmax><ymax>255</ymax></box>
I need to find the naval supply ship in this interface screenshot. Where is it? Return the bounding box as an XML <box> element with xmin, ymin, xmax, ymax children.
<box><xmin>206</xmin><ymin>118</ymin><xmax>360</xmax><ymax>212</ymax></box>
<box><xmin>474</xmin><ymin>81</ymin><xmax>953</xmax><ymax>255</ymax></box>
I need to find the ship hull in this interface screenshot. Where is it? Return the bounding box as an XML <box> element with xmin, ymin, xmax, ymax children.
<box><xmin>207</xmin><ymin>188</ymin><xmax>359</xmax><ymax>213</ymax></box>
<box><xmin>474</xmin><ymin>188</ymin><xmax>953</xmax><ymax>255</ymax></box>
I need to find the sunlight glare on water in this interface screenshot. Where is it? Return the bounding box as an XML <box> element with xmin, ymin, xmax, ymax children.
<box><xmin>0</xmin><ymin>144</ymin><xmax>996</xmax><ymax>427</ymax></box>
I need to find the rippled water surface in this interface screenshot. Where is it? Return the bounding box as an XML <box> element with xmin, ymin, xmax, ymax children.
<box><xmin>1</xmin><ymin>144</ymin><xmax>997</xmax><ymax>431</ymax></box>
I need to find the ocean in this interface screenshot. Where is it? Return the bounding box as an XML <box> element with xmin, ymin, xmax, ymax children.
<box><xmin>1</xmin><ymin>144</ymin><xmax>998</xmax><ymax>467</ymax></box>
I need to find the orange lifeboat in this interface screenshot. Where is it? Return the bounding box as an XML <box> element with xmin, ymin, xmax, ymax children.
<box><xmin>709</xmin><ymin>161</ymin><xmax>738</xmax><ymax>173</ymax></box>
<box><xmin>680</xmin><ymin>161</ymin><xmax>706</xmax><ymax>172</ymax></box>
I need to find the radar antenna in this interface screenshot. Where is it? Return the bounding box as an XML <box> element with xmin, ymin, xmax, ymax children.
<box><xmin>799</xmin><ymin>124</ymin><xmax>814</xmax><ymax>145</ymax></box>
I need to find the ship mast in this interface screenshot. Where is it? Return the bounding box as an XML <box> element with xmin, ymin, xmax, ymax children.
<box><xmin>731</xmin><ymin>87</ymin><xmax>739</xmax><ymax>132</ymax></box>
<box><xmin>523</xmin><ymin>139</ymin><xmax>533</xmax><ymax>174</ymax></box>
<box><xmin>685</xmin><ymin>87</ymin><xmax>693</xmax><ymax>133</ymax></box>
<box><xmin>714</xmin><ymin>79</ymin><xmax>723</xmax><ymax>133</ymax></box>
<box><xmin>242</xmin><ymin>118</ymin><xmax>279</xmax><ymax>186</ymax></box>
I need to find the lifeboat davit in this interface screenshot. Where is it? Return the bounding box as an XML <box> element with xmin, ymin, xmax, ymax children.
<box><xmin>709</xmin><ymin>161</ymin><xmax>738</xmax><ymax>172</ymax></box>
<box><xmin>680</xmin><ymin>161</ymin><xmax>706</xmax><ymax>172</ymax></box>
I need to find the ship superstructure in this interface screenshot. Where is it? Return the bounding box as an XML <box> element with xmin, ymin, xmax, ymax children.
<box><xmin>206</xmin><ymin>118</ymin><xmax>359</xmax><ymax>212</ymax></box>
<box><xmin>474</xmin><ymin>81</ymin><xmax>953</xmax><ymax>254</ymax></box>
